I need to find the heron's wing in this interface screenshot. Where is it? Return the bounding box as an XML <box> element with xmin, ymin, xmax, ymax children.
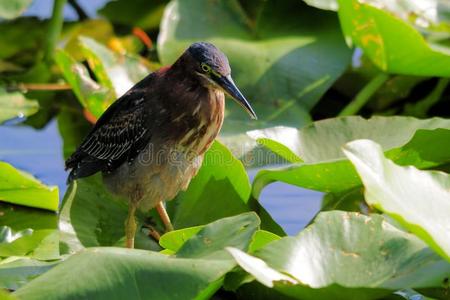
<box><xmin>65</xmin><ymin>74</ymin><xmax>155</xmax><ymax>182</ymax></box>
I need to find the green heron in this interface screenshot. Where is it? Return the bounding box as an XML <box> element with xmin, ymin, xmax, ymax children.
<box><xmin>65</xmin><ymin>42</ymin><xmax>257</xmax><ymax>248</ymax></box>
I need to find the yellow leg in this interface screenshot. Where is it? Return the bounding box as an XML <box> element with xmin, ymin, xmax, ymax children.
<box><xmin>125</xmin><ymin>201</ymin><xmax>137</xmax><ymax>248</ymax></box>
<box><xmin>156</xmin><ymin>201</ymin><xmax>174</xmax><ymax>232</ymax></box>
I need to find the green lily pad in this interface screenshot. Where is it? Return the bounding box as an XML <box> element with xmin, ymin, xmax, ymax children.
<box><xmin>251</xmin><ymin>116</ymin><xmax>450</xmax><ymax>198</ymax></box>
<box><xmin>176</xmin><ymin>212</ymin><xmax>259</xmax><ymax>260</ymax></box>
<box><xmin>160</xmin><ymin>225</ymin><xmax>279</xmax><ymax>255</ymax></box>
<box><xmin>228</xmin><ymin>211</ymin><xmax>450</xmax><ymax>300</ymax></box>
<box><xmin>59</xmin><ymin>175</ymin><xmax>160</xmax><ymax>253</ymax></box>
<box><xmin>158</xmin><ymin>0</ymin><xmax>351</xmax><ymax>130</ymax></box>
<box><xmin>337</xmin><ymin>0</ymin><xmax>450</xmax><ymax>76</ymax></box>
<box><xmin>0</xmin><ymin>257</ymin><xmax>58</xmax><ymax>290</ymax></box>
<box><xmin>159</xmin><ymin>225</ymin><xmax>204</xmax><ymax>253</ymax></box>
<box><xmin>167</xmin><ymin>141</ymin><xmax>251</xmax><ymax>229</ymax></box>
<box><xmin>0</xmin><ymin>227</ymin><xmax>59</xmax><ymax>261</ymax></box>
<box><xmin>14</xmin><ymin>247</ymin><xmax>233</xmax><ymax>300</ymax></box>
<box><xmin>343</xmin><ymin>139</ymin><xmax>450</xmax><ymax>262</ymax></box>
<box><xmin>0</xmin><ymin>203</ymin><xmax>59</xmax><ymax>259</ymax></box>
<box><xmin>0</xmin><ymin>87</ymin><xmax>38</xmax><ymax>124</ymax></box>
<box><xmin>0</xmin><ymin>162</ymin><xmax>58</xmax><ymax>211</ymax></box>
<box><xmin>16</xmin><ymin>213</ymin><xmax>260</xmax><ymax>299</ymax></box>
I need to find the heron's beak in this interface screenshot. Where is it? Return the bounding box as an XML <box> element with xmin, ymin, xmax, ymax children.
<box><xmin>215</xmin><ymin>75</ymin><xmax>257</xmax><ymax>120</ymax></box>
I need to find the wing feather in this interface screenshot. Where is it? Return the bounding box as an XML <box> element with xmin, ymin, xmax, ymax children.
<box><xmin>65</xmin><ymin>74</ymin><xmax>156</xmax><ymax>183</ymax></box>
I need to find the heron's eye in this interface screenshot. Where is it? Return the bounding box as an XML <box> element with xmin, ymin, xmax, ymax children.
<box><xmin>201</xmin><ymin>63</ymin><xmax>211</xmax><ymax>73</ymax></box>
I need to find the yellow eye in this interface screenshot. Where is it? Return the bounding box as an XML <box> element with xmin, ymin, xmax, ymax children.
<box><xmin>201</xmin><ymin>63</ymin><xmax>211</xmax><ymax>73</ymax></box>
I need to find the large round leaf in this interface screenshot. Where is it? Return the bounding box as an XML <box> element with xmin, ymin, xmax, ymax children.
<box><xmin>251</xmin><ymin>116</ymin><xmax>450</xmax><ymax>197</ymax></box>
<box><xmin>167</xmin><ymin>141</ymin><xmax>251</xmax><ymax>228</ymax></box>
<box><xmin>343</xmin><ymin>139</ymin><xmax>450</xmax><ymax>262</ymax></box>
<box><xmin>59</xmin><ymin>175</ymin><xmax>160</xmax><ymax>253</ymax></box>
<box><xmin>228</xmin><ymin>211</ymin><xmax>450</xmax><ymax>300</ymax></box>
<box><xmin>167</xmin><ymin>141</ymin><xmax>283</xmax><ymax>235</ymax></box>
<box><xmin>14</xmin><ymin>248</ymin><xmax>233</xmax><ymax>300</ymax></box>
<box><xmin>158</xmin><ymin>0</ymin><xmax>351</xmax><ymax>130</ymax></box>
<box><xmin>0</xmin><ymin>258</ymin><xmax>58</xmax><ymax>290</ymax></box>
<box><xmin>16</xmin><ymin>212</ymin><xmax>260</xmax><ymax>299</ymax></box>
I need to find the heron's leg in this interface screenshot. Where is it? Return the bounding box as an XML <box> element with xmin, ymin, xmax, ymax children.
<box><xmin>156</xmin><ymin>201</ymin><xmax>174</xmax><ymax>232</ymax></box>
<box><xmin>125</xmin><ymin>201</ymin><xmax>137</xmax><ymax>248</ymax></box>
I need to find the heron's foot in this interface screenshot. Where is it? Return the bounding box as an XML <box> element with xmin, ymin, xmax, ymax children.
<box><xmin>143</xmin><ymin>224</ymin><xmax>161</xmax><ymax>242</ymax></box>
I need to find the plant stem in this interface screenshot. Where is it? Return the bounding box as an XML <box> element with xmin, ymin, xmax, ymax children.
<box><xmin>44</xmin><ymin>0</ymin><xmax>67</xmax><ymax>63</ymax></box>
<box><xmin>339</xmin><ymin>73</ymin><xmax>390</xmax><ymax>116</ymax></box>
<box><xmin>10</xmin><ymin>83</ymin><xmax>72</xmax><ymax>91</ymax></box>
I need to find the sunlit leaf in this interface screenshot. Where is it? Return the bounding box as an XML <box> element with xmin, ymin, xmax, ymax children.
<box><xmin>79</xmin><ymin>36</ymin><xmax>150</xmax><ymax>98</ymax></box>
<box><xmin>16</xmin><ymin>213</ymin><xmax>260</xmax><ymax>299</ymax></box>
<box><xmin>303</xmin><ymin>0</ymin><xmax>337</xmax><ymax>11</ymax></box>
<box><xmin>230</xmin><ymin>211</ymin><xmax>450</xmax><ymax>300</ymax></box>
<box><xmin>0</xmin><ymin>162</ymin><xmax>58</xmax><ymax>211</ymax></box>
<box><xmin>176</xmin><ymin>212</ymin><xmax>259</xmax><ymax>260</ymax></box>
<box><xmin>251</xmin><ymin>116</ymin><xmax>450</xmax><ymax>198</ymax></box>
<box><xmin>344</xmin><ymin>139</ymin><xmax>450</xmax><ymax>262</ymax></box>
<box><xmin>337</xmin><ymin>0</ymin><xmax>450</xmax><ymax>76</ymax></box>
<box><xmin>55</xmin><ymin>49</ymin><xmax>111</xmax><ymax>118</ymax></box>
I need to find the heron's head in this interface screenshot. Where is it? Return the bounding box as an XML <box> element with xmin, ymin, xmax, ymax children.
<box><xmin>185</xmin><ymin>42</ymin><xmax>257</xmax><ymax>120</ymax></box>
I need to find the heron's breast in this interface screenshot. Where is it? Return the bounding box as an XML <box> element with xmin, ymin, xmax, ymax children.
<box><xmin>181</xmin><ymin>89</ymin><xmax>225</xmax><ymax>155</ymax></box>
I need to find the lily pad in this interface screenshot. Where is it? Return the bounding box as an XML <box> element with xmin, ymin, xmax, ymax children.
<box><xmin>59</xmin><ymin>175</ymin><xmax>160</xmax><ymax>253</ymax></box>
<box><xmin>14</xmin><ymin>248</ymin><xmax>233</xmax><ymax>300</ymax></box>
<box><xmin>167</xmin><ymin>141</ymin><xmax>251</xmax><ymax>229</ymax></box>
<box><xmin>0</xmin><ymin>162</ymin><xmax>58</xmax><ymax>211</ymax></box>
<box><xmin>0</xmin><ymin>202</ymin><xmax>59</xmax><ymax>258</ymax></box>
<box><xmin>343</xmin><ymin>139</ymin><xmax>450</xmax><ymax>262</ymax></box>
<box><xmin>228</xmin><ymin>211</ymin><xmax>450</xmax><ymax>300</ymax></box>
<box><xmin>0</xmin><ymin>257</ymin><xmax>58</xmax><ymax>290</ymax></box>
<box><xmin>251</xmin><ymin>116</ymin><xmax>450</xmax><ymax>198</ymax></box>
<box><xmin>16</xmin><ymin>212</ymin><xmax>260</xmax><ymax>299</ymax></box>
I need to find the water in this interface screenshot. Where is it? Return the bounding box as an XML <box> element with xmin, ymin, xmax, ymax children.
<box><xmin>0</xmin><ymin>1</ymin><xmax>323</xmax><ymax>235</ymax></box>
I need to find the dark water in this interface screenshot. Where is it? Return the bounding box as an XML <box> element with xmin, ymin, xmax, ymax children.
<box><xmin>0</xmin><ymin>1</ymin><xmax>323</xmax><ymax>235</ymax></box>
